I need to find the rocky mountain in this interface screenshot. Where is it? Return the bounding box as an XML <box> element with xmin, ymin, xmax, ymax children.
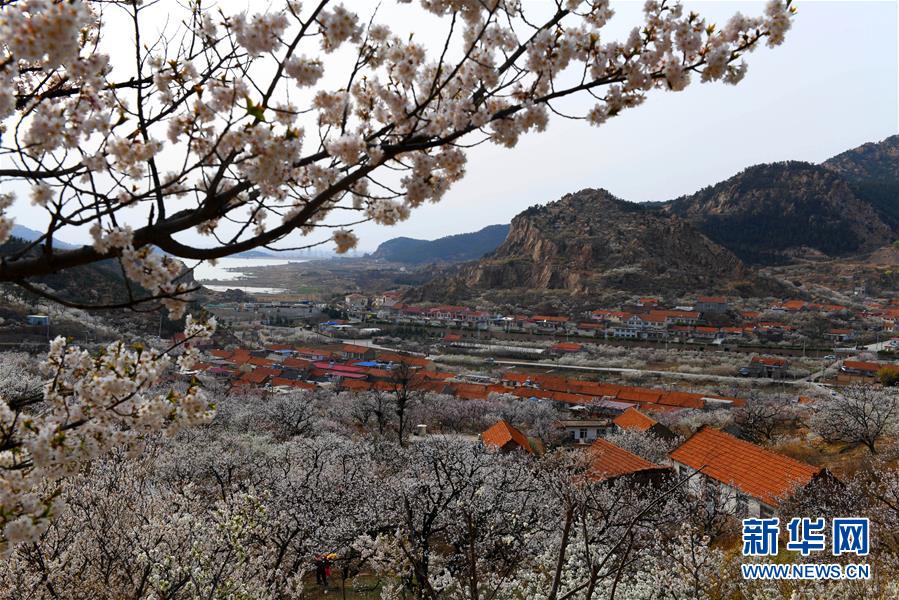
<box><xmin>368</xmin><ymin>224</ymin><xmax>510</xmax><ymax>264</ymax></box>
<box><xmin>823</xmin><ymin>135</ymin><xmax>899</xmax><ymax>231</ymax></box>
<box><xmin>663</xmin><ymin>136</ymin><xmax>899</xmax><ymax>264</ymax></box>
<box><xmin>412</xmin><ymin>189</ymin><xmax>776</xmax><ymax>305</ymax></box>
<box><xmin>663</xmin><ymin>161</ymin><xmax>895</xmax><ymax>264</ymax></box>
<box><xmin>823</xmin><ymin>134</ymin><xmax>899</xmax><ymax>182</ymax></box>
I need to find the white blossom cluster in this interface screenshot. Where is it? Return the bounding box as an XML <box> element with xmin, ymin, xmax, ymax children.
<box><xmin>0</xmin><ymin>316</ymin><xmax>216</xmax><ymax>548</ymax></box>
<box><xmin>0</xmin><ymin>389</ymin><xmax>896</xmax><ymax>596</ymax></box>
<box><xmin>0</xmin><ymin>0</ymin><xmax>796</xmax><ymax>559</ymax></box>
<box><xmin>0</xmin><ymin>0</ymin><xmax>794</xmax><ymax>275</ymax></box>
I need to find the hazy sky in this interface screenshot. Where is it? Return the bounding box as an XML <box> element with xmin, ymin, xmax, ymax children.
<box><xmin>8</xmin><ymin>1</ymin><xmax>898</xmax><ymax>253</ymax></box>
<box><xmin>349</xmin><ymin>0</ymin><xmax>899</xmax><ymax>250</ymax></box>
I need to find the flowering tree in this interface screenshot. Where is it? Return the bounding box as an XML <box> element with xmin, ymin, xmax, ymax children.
<box><xmin>0</xmin><ymin>0</ymin><xmax>796</xmax><ymax>548</ymax></box>
<box><xmin>0</xmin><ymin>0</ymin><xmax>793</xmax><ymax>311</ymax></box>
<box><xmin>810</xmin><ymin>384</ymin><xmax>898</xmax><ymax>454</ymax></box>
<box><xmin>2</xmin><ymin>388</ymin><xmax>897</xmax><ymax>598</ymax></box>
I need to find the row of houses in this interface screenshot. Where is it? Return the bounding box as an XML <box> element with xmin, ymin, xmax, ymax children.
<box><xmin>486</xmin><ymin>417</ymin><xmax>828</xmax><ymax>519</ymax></box>
<box><xmin>348</xmin><ymin>292</ymin><xmax>899</xmax><ymax>343</ymax></box>
<box><xmin>188</xmin><ymin>341</ymin><xmax>750</xmax><ymax>430</ymax></box>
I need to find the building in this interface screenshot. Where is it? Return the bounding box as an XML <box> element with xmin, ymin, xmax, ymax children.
<box><xmin>746</xmin><ymin>356</ymin><xmax>788</xmax><ymax>379</ymax></box>
<box><xmin>612</xmin><ymin>407</ymin><xmax>676</xmax><ymax>440</ymax></box>
<box><xmin>548</xmin><ymin>342</ymin><xmax>584</xmax><ymax>355</ymax></box>
<box><xmin>839</xmin><ymin>360</ymin><xmax>898</xmax><ymax>382</ymax></box>
<box><xmin>372</xmin><ymin>290</ymin><xmax>402</xmax><ymax>308</ymax></box>
<box><xmin>481</xmin><ymin>420</ymin><xmax>533</xmax><ymax>454</ymax></box>
<box><xmin>695</xmin><ymin>296</ymin><xmax>728</xmax><ymax>315</ymax></box>
<box><xmin>340</xmin><ymin>343</ymin><xmax>376</xmax><ymax>361</ymax></box>
<box><xmin>26</xmin><ymin>314</ymin><xmax>49</xmax><ymax>326</ymax></box>
<box><xmin>588</xmin><ymin>438</ymin><xmax>671</xmax><ymax>484</ymax></box>
<box><xmin>558</xmin><ymin>419</ymin><xmax>607</xmax><ymax>445</ymax></box>
<box><xmin>826</xmin><ymin>329</ymin><xmax>855</xmax><ymax>343</ymax></box>
<box><xmin>669</xmin><ymin>426</ymin><xmax>826</xmax><ymax>517</ymax></box>
<box><xmin>344</xmin><ymin>293</ymin><xmax>368</xmax><ymax>311</ymax></box>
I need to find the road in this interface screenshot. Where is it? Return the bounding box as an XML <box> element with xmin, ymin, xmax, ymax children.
<box><xmin>490</xmin><ymin>359</ymin><xmax>814</xmax><ymax>387</ymax></box>
<box><xmin>863</xmin><ymin>340</ymin><xmax>895</xmax><ymax>352</ymax></box>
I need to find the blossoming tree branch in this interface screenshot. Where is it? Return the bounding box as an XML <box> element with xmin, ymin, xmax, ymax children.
<box><xmin>0</xmin><ymin>0</ymin><xmax>793</xmax><ymax>546</ymax></box>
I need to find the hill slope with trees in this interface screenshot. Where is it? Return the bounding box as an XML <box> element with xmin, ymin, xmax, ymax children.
<box><xmin>367</xmin><ymin>224</ymin><xmax>510</xmax><ymax>264</ymax></box>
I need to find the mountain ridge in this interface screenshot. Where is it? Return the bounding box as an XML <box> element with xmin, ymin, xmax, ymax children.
<box><xmin>410</xmin><ymin>189</ymin><xmax>781</xmax><ymax>306</ymax></box>
<box><xmin>409</xmin><ymin>135</ymin><xmax>898</xmax><ymax>305</ymax></box>
<box><xmin>367</xmin><ymin>224</ymin><xmax>510</xmax><ymax>264</ymax></box>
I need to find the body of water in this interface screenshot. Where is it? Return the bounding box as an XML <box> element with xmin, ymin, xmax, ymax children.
<box><xmin>192</xmin><ymin>257</ymin><xmax>302</xmax><ymax>281</ymax></box>
<box><xmin>192</xmin><ymin>257</ymin><xmax>305</xmax><ymax>295</ymax></box>
<box><xmin>203</xmin><ymin>284</ymin><xmax>287</xmax><ymax>294</ymax></box>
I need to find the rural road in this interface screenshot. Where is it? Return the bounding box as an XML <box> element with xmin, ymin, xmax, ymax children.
<box><xmin>490</xmin><ymin>359</ymin><xmax>813</xmax><ymax>387</ymax></box>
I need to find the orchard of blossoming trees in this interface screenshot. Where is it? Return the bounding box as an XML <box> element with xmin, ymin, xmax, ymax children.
<box><xmin>0</xmin><ymin>387</ymin><xmax>893</xmax><ymax>599</ymax></box>
<box><xmin>0</xmin><ymin>0</ymin><xmax>800</xmax><ymax>554</ymax></box>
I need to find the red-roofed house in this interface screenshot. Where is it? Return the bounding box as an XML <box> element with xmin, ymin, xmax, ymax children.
<box><xmin>481</xmin><ymin>420</ymin><xmax>533</xmax><ymax>454</ymax></box>
<box><xmin>228</xmin><ymin>349</ymin><xmax>252</xmax><ymax>365</ymax></box>
<box><xmin>840</xmin><ymin>360</ymin><xmax>887</xmax><ymax>377</ymax></box>
<box><xmin>826</xmin><ymin>329</ymin><xmax>855</xmax><ymax>343</ymax></box>
<box><xmin>248</xmin><ymin>356</ymin><xmax>275</xmax><ymax>367</ymax></box>
<box><xmin>549</xmin><ymin>342</ymin><xmax>584</xmax><ymax>354</ymax></box>
<box><xmin>270</xmin><ymin>378</ymin><xmax>316</xmax><ymax>391</ymax></box>
<box><xmin>340</xmin><ymin>344</ymin><xmax>376</xmax><ymax>361</ymax></box>
<box><xmin>239</xmin><ymin>367</ymin><xmax>281</xmax><ymax>386</ymax></box>
<box><xmin>612</xmin><ymin>407</ymin><xmax>676</xmax><ymax>439</ymax></box>
<box><xmin>588</xmin><ymin>438</ymin><xmax>670</xmax><ymax>483</ymax></box>
<box><xmin>282</xmin><ymin>357</ymin><xmax>312</xmax><ymax>370</ymax></box>
<box><xmin>670</xmin><ymin>426</ymin><xmax>827</xmax><ymax>517</ymax></box>
<box><xmin>780</xmin><ymin>299</ymin><xmax>807</xmax><ymax>312</ymax></box>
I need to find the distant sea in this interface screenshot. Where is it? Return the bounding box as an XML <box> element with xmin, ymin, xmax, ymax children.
<box><xmin>193</xmin><ymin>257</ymin><xmax>305</xmax><ymax>294</ymax></box>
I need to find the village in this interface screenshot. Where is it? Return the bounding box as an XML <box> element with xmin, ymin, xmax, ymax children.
<box><xmin>1</xmin><ymin>0</ymin><xmax>897</xmax><ymax>594</ymax></box>
<box><xmin>179</xmin><ymin>289</ymin><xmax>897</xmax><ymax>526</ymax></box>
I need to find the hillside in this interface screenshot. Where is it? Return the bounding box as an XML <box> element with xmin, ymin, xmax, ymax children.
<box><xmin>663</xmin><ymin>137</ymin><xmax>899</xmax><ymax>264</ymax></box>
<box><xmin>823</xmin><ymin>135</ymin><xmax>899</xmax><ymax>229</ymax></box>
<box><xmin>368</xmin><ymin>224</ymin><xmax>510</xmax><ymax>264</ymax></box>
<box><xmin>10</xmin><ymin>224</ymin><xmax>78</xmax><ymax>249</ymax></box>
<box><xmin>823</xmin><ymin>134</ymin><xmax>899</xmax><ymax>182</ymax></box>
<box><xmin>412</xmin><ymin>189</ymin><xmax>778</xmax><ymax>305</ymax></box>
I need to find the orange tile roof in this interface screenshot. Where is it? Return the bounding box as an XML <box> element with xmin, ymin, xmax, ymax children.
<box><xmin>282</xmin><ymin>357</ymin><xmax>312</xmax><ymax>369</ymax></box>
<box><xmin>209</xmin><ymin>349</ymin><xmax>232</xmax><ymax>359</ymax></box>
<box><xmin>450</xmin><ymin>383</ymin><xmax>490</xmax><ymax>400</ymax></box>
<box><xmin>842</xmin><ymin>360</ymin><xmax>888</xmax><ymax>373</ymax></box>
<box><xmin>341</xmin><ymin>343</ymin><xmax>371</xmax><ymax>354</ymax></box>
<box><xmin>551</xmin><ymin>342</ymin><xmax>583</xmax><ymax>352</ymax></box>
<box><xmin>375</xmin><ymin>352</ymin><xmax>431</xmax><ymax>368</ymax></box>
<box><xmin>588</xmin><ymin>438</ymin><xmax>668</xmax><ymax>481</ymax></box>
<box><xmin>752</xmin><ymin>356</ymin><xmax>787</xmax><ymax>367</ymax></box>
<box><xmin>340</xmin><ymin>379</ymin><xmax>372</xmax><ymax>391</ymax></box>
<box><xmin>658</xmin><ymin>391</ymin><xmax>706</xmax><ymax>409</ymax></box>
<box><xmin>781</xmin><ymin>300</ymin><xmax>806</xmax><ymax>311</ymax></box>
<box><xmin>670</xmin><ymin>426</ymin><xmax>823</xmax><ymax>506</ymax></box>
<box><xmin>511</xmin><ymin>387</ymin><xmax>554</xmax><ymax>400</ymax></box>
<box><xmin>271</xmin><ymin>378</ymin><xmax>316</xmax><ymax>390</ymax></box>
<box><xmin>613</xmin><ymin>407</ymin><xmax>658</xmax><ymax>432</ymax></box>
<box><xmin>228</xmin><ymin>349</ymin><xmax>252</xmax><ymax>365</ymax></box>
<box><xmin>253</xmin><ymin>366</ymin><xmax>282</xmax><ymax>378</ymax></box>
<box><xmin>694</xmin><ymin>326</ymin><xmax>719</xmax><ymax>333</ymax></box>
<box><xmin>240</xmin><ymin>370</ymin><xmax>270</xmax><ymax>384</ymax></box>
<box><xmin>616</xmin><ymin>388</ymin><xmax>662</xmax><ymax>404</ymax></box>
<box><xmin>502</xmin><ymin>372</ymin><xmax>532</xmax><ymax>384</ymax></box>
<box><xmin>248</xmin><ymin>356</ymin><xmax>275</xmax><ymax>367</ymax></box>
<box><xmin>481</xmin><ymin>420</ymin><xmax>532</xmax><ymax>454</ymax></box>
